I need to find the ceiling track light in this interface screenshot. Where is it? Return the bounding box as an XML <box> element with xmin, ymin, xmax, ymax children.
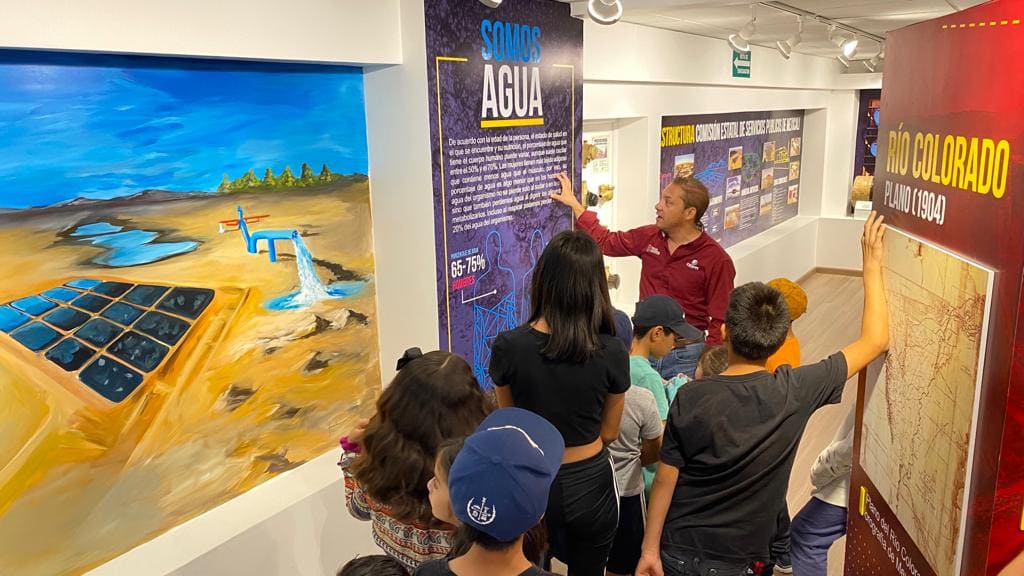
<box><xmin>587</xmin><ymin>0</ymin><xmax>623</xmax><ymax>25</ymax></box>
<box><xmin>760</xmin><ymin>1</ymin><xmax>884</xmax><ymax>45</ymax></box>
<box><xmin>775</xmin><ymin>15</ymin><xmax>802</xmax><ymax>60</ymax></box>
<box><xmin>728</xmin><ymin>3</ymin><xmax>758</xmax><ymax>53</ymax></box>
<box><xmin>864</xmin><ymin>44</ymin><xmax>884</xmax><ymax>72</ymax></box>
<box><xmin>829</xmin><ymin>25</ymin><xmax>845</xmax><ymax>49</ymax></box>
<box><xmin>478</xmin><ymin>0</ymin><xmax>502</xmax><ymax>7</ymax></box>
<box><xmin>837</xmin><ymin>55</ymin><xmax>850</xmax><ymax>69</ymax></box>
<box><xmin>842</xmin><ymin>35</ymin><xmax>860</xmax><ymax>58</ymax></box>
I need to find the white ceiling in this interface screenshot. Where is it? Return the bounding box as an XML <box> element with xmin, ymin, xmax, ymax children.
<box><xmin>573</xmin><ymin>0</ymin><xmax>989</xmax><ymax>59</ymax></box>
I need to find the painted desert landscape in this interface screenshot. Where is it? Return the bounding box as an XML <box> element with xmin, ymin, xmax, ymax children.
<box><xmin>0</xmin><ymin>53</ymin><xmax>379</xmax><ymax>575</ymax></box>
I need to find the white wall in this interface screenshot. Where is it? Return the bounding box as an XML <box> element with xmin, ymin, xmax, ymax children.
<box><xmin>584</xmin><ymin>20</ymin><xmax>842</xmax><ymax>89</ymax></box>
<box><xmin>817</xmin><ymin>216</ymin><xmax>868</xmax><ymax>270</ymax></box>
<box><xmin>0</xmin><ymin>0</ymin><xmax>402</xmax><ymax>65</ymax></box>
<box><xmin>88</xmin><ymin>453</ymin><xmax>373</xmax><ymax>576</ymax></box>
<box><xmin>364</xmin><ymin>0</ymin><xmax>439</xmax><ymax>383</ymax></box>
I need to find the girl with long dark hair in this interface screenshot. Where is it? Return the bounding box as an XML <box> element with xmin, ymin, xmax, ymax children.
<box><xmin>489</xmin><ymin>230</ymin><xmax>630</xmax><ymax>576</ymax></box>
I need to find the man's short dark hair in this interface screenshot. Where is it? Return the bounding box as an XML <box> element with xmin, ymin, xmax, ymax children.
<box><xmin>725</xmin><ymin>282</ymin><xmax>790</xmax><ymax>361</ymax></box>
<box><xmin>337</xmin><ymin>555</ymin><xmax>407</xmax><ymax>576</ymax></box>
<box><xmin>460</xmin><ymin>524</ymin><xmax>519</xmax><ymax>551</ymax></box>
<box><xmin>672</xmin><ymin>176</ymin><xmax>711</xmax><ymax>222</ymax></box>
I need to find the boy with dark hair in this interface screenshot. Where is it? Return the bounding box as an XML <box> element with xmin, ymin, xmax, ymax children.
<box><xmin>637</xmin><ymin>214</ymin><xmax>889</xmax><ymax>576</ymax></box>
<box><xmin>628</xmin><ymin>295</ymin><xmax>703</xmax><ymax>499</ymax></box>
<box><xmin>338</xmin><ymin>555</ymin><xmax>408</xmax><ymax>576</ymax></box>
<box><xmin>415</xmin><ymin>408</ymin><xmax>564</xmax><ymax>576</ymax></box>
<box><xmin>630</xmin><ymin>294</ymin><xmax>705</xmax><ymax>422</ymax></box>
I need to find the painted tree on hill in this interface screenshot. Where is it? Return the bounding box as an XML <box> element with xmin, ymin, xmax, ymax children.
<box><xmin>235</xmin><ymin>169</ymin><xmax>260</xmax><ymax>189</ymax></box>
<box><xmin>278</xmin><ymin>166</ymin><xmax>297</xmax><ymax>187</ymax></box>
<box><xmin>299</xmin><ymin>162</ymin><xmax>316</xmax><ymax>186</ymax></box>
<box><xmin>262</xmin><ymin>168</ymin><xmax>276</xmax><ymax>187</ymax></box>
<box><xmin>319</xmin><ymin>163</ymin><xmax>333</xmax><ymax>183</ymax></box>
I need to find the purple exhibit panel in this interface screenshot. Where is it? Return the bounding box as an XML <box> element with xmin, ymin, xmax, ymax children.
<box><xmin>425</xmin><ymin>0</ymin><xmax>582</xmax><ymax>388</ymax></box>
<box><xmin>660</xmin><ymin>110</ymin><xmax>804</xmax><ymax>248</ymax></box>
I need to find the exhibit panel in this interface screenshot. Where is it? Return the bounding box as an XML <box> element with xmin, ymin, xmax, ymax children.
<box><xmin>849</xmin><ymin>1</ymin><xmax>1024</xmax><ymax>574</ymax></box>
<box><xmin>660</xmin><ymin>110</ymin><xmax>804</xmax><ymax>249</ymax></box>
<box><xmin>425</xmin><ymin>0</ymin><xmax>583</xmax><ymax>388</ymax></box>
<box><xmin>0</xmin><ymin>1</ymin><xmax>928</xmax><ymax>574</ymax></box>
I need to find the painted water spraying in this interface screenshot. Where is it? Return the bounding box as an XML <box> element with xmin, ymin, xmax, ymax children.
<box><xmin>265</xmin><ymin>231</ymin><xmax>364</xmax><ymax>311</ymax></box>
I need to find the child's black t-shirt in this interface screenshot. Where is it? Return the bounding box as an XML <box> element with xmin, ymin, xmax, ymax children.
<box><xmin>489</xmin><ymin>325</ymin><xmax>630</xmax><ymax>447</ymax></box>
<box><xmin>659</xmin><ymin>352</ymin><xmax>849</xmax><ymax>563</ymax></box>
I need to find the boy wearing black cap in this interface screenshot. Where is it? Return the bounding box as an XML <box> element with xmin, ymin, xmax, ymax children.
<box><xmin>630</xmin><ymin>294</ymin><xmax>704</xmax><ymax>423</ymax></box>
<box><xmin>636</xmin><ymin>213</ymin><xmax>890</xmax><ymax>576</ymax></box>
<box><xmin>415</xmin><ymin>408</ymin><xmax>564</xmax><ymax>576</ymax></box>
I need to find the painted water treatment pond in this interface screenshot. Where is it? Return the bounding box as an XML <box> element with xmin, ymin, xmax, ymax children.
<box><xmin>67</xmin><ymin>221</ymin><xmax>199</xmax><ymax>267</ymax></box>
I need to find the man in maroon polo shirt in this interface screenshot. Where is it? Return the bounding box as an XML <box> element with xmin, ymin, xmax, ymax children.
<box><xmin>550</xmin><ymin>173</ymin><xmax>735</xmax><ymax>380</ymax></box>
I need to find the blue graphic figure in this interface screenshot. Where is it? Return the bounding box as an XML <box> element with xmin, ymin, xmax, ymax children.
<box><xmin>695</xmin><ymin>159</ymin><xmax>728</xmax><ymax>193</ymax></box>
<box><xmin>520</xmin><ymin>229</ymin><xmax>545</xmax><ymax>324</ymax></box>
<box><xmin>236</xmin><ymin>206</ymin><xmax>295</xmax><ymax>263</ymax></box>
<box><xmin>471</xmin><ymin>231</ymin><xmax>518</xmax><ymax>388</ymax></box>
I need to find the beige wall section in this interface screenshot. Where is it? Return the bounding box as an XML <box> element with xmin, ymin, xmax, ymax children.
<box><xmin>0</xmin><ymin>0</ymin><xmax>402</xmax><ymax>65</ymax></box>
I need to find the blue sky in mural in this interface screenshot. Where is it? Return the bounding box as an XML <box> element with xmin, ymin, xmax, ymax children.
<box><xmin>0</xmin><ymin>52</ymin><xmax>367</xmax><ymax>209</ymax></box>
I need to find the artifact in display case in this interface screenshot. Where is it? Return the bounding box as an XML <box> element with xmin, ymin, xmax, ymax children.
<box><xmin>850</xmin><ymin>175</ymin><xmax>874</xmax><ymax>217</ymax></box>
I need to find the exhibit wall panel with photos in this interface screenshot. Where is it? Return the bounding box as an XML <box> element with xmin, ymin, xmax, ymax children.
<box><xmin>660</xmin><ymin>111</ymin><xmax>804</xmax><ymax>249</ymax></box>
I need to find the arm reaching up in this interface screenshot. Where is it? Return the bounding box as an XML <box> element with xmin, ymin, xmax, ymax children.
<box><xmin>840</xmin><ymin>212</ymin><xmax>890</xmax><ymax>379</ymax></box>
<box><xmin>550</xmin><ymin>172</ymin><xmax>646</xmax><ymax>257</ymax></box>
<box><xmin>550</xmin><ymin>172</ymin><xmax>586</xmax><ymax>220</ymax></box>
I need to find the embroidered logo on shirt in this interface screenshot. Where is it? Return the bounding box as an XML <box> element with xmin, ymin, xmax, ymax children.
<box><xmin>686</xmin><ymin>259</ymin><xmax>700</xmax><ymax>270</ymax></box>
<box><xmin>467</xmin><ymin>497</ymin><xmax>496</xmax><ymax>525</ymax></box>
<box><xmin>645</xmin><ymin>245</ymin><xmax>661</xmax><ymax>256</ymax></box>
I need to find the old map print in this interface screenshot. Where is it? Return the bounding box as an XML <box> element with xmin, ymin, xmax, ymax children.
<box><xmin>860</xmin><ymin>228</ymin><xmax>993</xmax><ymax>576</ymax></box>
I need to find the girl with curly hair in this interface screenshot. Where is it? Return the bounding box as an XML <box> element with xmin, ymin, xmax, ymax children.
<box><xmin>339</xmin><ymin>350</ymin><xmax>492</xmax><ymax>571</ymax></box>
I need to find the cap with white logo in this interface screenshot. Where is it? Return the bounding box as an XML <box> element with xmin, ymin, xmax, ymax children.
<box><xmin>448</xmin><ymin>408</ymin><xmax>565</xmax><ymax>542</ymax></box>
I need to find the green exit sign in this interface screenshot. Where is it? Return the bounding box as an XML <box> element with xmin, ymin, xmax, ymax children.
<box><xmin>732</xmin><ymin>50</ymin><xmax>751</xmax><ymax>78</ymax></box>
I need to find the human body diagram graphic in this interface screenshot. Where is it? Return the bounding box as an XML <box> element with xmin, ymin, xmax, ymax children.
<box><xmin>471</xmin><ymin>231</ymin><xmax>518</xmax><ymax>388</ymax></box>
<box><xmin>520</xmin><ymin>230</ymin><xmax>545</xmax><ymax>324</ymax></box>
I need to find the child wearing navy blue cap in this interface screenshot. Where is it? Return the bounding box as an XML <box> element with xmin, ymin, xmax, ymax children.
<box><xmin>416</xmin><ymin>408</ymin><xmax>564</xmax><ymax>576</ymax></box>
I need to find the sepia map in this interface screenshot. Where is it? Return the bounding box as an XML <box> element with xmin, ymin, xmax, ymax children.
<box><xmin>860</xmin><ymin>228</ymin><xmax>993</xmax><ymax>576</ymax></box>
